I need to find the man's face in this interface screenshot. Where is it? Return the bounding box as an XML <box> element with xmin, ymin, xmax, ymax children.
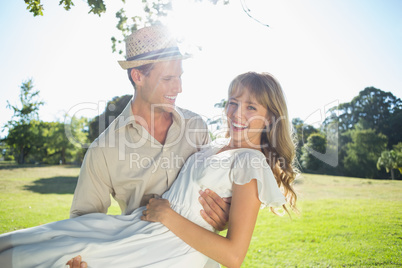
<box><xmin>138</xmin><ymin>60</ymin><xmax>183</xmax><ymax>113</ymax></box>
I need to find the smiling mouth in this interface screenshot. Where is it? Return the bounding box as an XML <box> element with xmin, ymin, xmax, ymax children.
<box><xmin>232</xmin><ymin>122</ymin><xmax>248</xmax><ymax>129</ymax></box>
<box><xmin>165</xmin><ymin>95</ymin><xmax>177</xmax><ymax>101</ymax></box>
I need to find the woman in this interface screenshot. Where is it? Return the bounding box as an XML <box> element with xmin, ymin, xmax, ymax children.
<box><xmin>0</xmin><ymin>72</ymin><xmax>298</xmax><ymax>268</ymax></box>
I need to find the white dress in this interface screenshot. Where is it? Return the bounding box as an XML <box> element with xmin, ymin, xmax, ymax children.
<box><xmin>0</xmin><ymin>141</ymin><xmax>286</xmax><ymax>268</ymax></box>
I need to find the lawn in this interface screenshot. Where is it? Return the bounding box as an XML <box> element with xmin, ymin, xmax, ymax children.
<box><xmin>243</xmin><ymin>174</ymin><xmax>402</xmax><ymax>267</ymax></box>
<box><xmin>0</xmin><ymin>165</ymin><xmax>401</xmax><ymax>267</ymax></box>
<box><xmin>0</xmin><ymin>164</ymin><xmax>121</xmax><ymax>234</ymax></box>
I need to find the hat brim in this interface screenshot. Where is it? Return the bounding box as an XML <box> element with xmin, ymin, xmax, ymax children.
<box><xmin>118</xmin><ymin>54</ymin><xmax>191</xmax><ymax>70</ymax></box>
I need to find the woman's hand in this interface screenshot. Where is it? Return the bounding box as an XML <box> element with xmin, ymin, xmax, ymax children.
<box><xmin>198</xmin><ymin>189</ymin><xmax>231</xmax><ymax>231</ymax></box>
<box><xmin>141</xmin><ymin>198</ymin><xmax>172</xmax><ymax>223</ymax></box>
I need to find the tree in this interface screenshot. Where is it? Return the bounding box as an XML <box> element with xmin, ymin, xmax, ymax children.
<box><xmin>377</xmin><ymin>150</ymin><xmax>400</xmax><ymax>180</ymax></box>
<box><xmin>4</xmin><ymin>79</ymin><xmax>44</xmax><ymax>164</ymax></box>
<box><xmin>292</xmin><ymin>118</ymin><xmax>319</xmax><ymax>163</ymax></box>
<box><xmin>395</xmin><ymin>143</ymin><xmax>402</xmax><ymax>176</ymax></box>
<box><xmin>325</xmin><ymin>87</ymin><xmax>401</xmax><ymax>138</ymax></box>
<box><xmin>343</xmin><ymin>128</ymin><xmax>388</xmax><ymax>178</ymax></box>
<box><xmin>42</xmin><ymin>118</ymin><xmax>89</xmax><ymax>164</ymax></box>
<box><xmin>65</xmin><ymin>116</ymin><xmax>90</xmax><ymax>164</ymax></box>
<box><xmin>206</xmin><ymin>99</ymin><xmax>228</xmax><ymax>140</ymax></box>
<box><xmin>3</xmin><ymin>120</ymin><xmax>44</xmax><ymax>164</ymax></box>
<box><xmin>6</xmin><ymin>79</ymin><xmax>44</xmax><ymax>124</ymax></box>
<box><xmin>381</xmin><ymin>109</ymin><xmax>402</xmax><ymax>148</ymax></box>
<box><xmin>0</xmin><ymin>141</ymin><xmax>14</xmax><ymax>161</ymax></box>
<box><xmin>292</xmin><ymin>118</ymin><xmax>319</xmax><ymax>145</ymax></box>
<box><xmin>24</xmin><ymin>0</ymin><xmax>229</xmax><ymax>17</ymax></box>
<box><xmin>393</xmin><ymin>142</ymin><xmax>402</xmax><ymax>155</ymax></box>
<box><xmin>88</xmin><ymin>95</ymin><xmax>132</xmax><ymax>142</ymax></box>
<box><xmin>300</xmin><ymin>133</ymin><xmax>327</xmax><ymax>171</ymax></box>
<box><xmin>24</xmin><ymin>0</ymin><xmax>104</xmax><ymax>17</ymax></box>
<box><xmin>322</xmin><ymin>87</ymin><xmax>401</xmax><ymax>177</ymax></box>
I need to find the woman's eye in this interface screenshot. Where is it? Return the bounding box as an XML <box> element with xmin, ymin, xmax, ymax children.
<box><xmin>228</xmin><ymin>101</ymin><xmax>238</xmax><ymax>106</ymax></box>
<box><xmin>248</xmin><ymin>106</ymin><xmax>256</xmax><ymax>110</ymax></box>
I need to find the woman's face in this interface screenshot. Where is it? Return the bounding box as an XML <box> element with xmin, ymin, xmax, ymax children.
<box><xmin>226</xmin><ymin>88</ymin><xmax>269</xmax><ymax>149</ymax></box>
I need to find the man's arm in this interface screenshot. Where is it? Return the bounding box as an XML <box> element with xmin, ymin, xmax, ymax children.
<box><xmin>67</xmin><ymin>146</ymin><xmax>113</xmax><ymax>268</ymax></box>
<box><xmin>70</xmin><ymin>145</ymin><xmax>113</xmax><ymax>218</ymax></box>
<box><xmin>199</xmin><ymin>189</ymin><xmax>231</xmax><ymax>231</ymax></box>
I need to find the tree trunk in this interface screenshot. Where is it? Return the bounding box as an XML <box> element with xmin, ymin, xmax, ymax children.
<box><xmin>61</xmin><ymin>147</ymin><xmax>66</xmax><ymax>164</ymax></box>
<box><xmin>391</xmin><ymin>169</ymin><xmax>395</xmax><ymax>180</ymax></box>
<box><xmin>19</xmin><ymin>145</ymin><xmax>25</xmax><ymax>164</ymax></box>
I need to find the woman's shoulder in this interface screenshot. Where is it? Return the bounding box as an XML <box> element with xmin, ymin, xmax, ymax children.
<box><xmin>232</xmin><ymin>148</ymin><xmax>265</xmax><ymax>158</ymax></box>
<box><xmin>231</xmin><ymin>148</ymin><xmax>269</xmax><ymax>171</ymax></box>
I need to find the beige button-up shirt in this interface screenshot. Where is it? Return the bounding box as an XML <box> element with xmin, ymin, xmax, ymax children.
<box><xmin>70</xmin><ymin>100</ymin><xmax>210</xmax><ymax>218</ymax></box>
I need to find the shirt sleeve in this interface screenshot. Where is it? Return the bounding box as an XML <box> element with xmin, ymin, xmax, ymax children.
<box><xmin>229</xmin><ymin>150</ymin><xmax>286</xmax><ymax>208</ymax></box>
<box><xmin>70</xmin><ymin>142</ymin><xmax>113</xmax><ymax>218</ymax></box>
<box><xmin>201</xmin><ymin>121</ymin><xmax>211</xmax><ymax>147</ymax></box>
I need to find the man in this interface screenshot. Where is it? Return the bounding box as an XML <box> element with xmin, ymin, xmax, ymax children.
<box><xmin>67</xmin><ymin>25</ymin><xmax>229</xmax><ymax>268</ymax></box>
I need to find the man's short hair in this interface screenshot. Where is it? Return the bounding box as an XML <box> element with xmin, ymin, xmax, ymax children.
<box><xmin>127</xmin><ymin>63</ymin><xmax>155</xmax><ymax>89</ymax></box>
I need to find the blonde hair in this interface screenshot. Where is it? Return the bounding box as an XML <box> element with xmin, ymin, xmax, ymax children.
<box><xmin>226</xmin><ymin>72</ymin><xmax>298</xmax><ymax>212</ymax></box>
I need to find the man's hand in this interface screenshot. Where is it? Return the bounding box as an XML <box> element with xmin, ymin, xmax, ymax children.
<box><xmin>141</xmin><ymin>198</ymin><xmax>172</xmax><ymax>223</ymax></box>
<box><xmin>66</xmin><ymin>255</ymin><xmax>87</xmax><ymax>268</ymax></box>
<box><xmin>140</xmin><ymin>193</ymin><xmax>161</xmax><ymax>207</ymax></box>
<box><xmin>198</xmin><ymin>189</ymin><xmax>231</xmax><ymax>231</ymax></box>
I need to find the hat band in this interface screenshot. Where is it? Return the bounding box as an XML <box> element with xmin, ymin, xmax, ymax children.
<box><xmin>126</xmin><ymin>47</ymin><xmax>182</xmax><ymax>61</ymax></box>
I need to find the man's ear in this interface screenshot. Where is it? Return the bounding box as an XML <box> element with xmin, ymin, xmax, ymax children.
<box><xmin>131</xmin><ymin>69</ymin><xmax>143</xmax><ymax>85</ymax></box>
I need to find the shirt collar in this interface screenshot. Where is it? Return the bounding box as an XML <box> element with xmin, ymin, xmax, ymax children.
<box><xmin>114</xmin><ymin>99</ymin><xmax>185</xmax><ymax>132</ymax></box>
<box><xmin>114</xmin><ymin>98</ymin><xmax>136</xmax><ymax>132</ymax></box>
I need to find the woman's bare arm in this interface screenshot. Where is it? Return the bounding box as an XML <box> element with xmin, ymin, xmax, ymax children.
<box><xmin>142</xmin><ymin>179</ymin><xmax>261</xmax><ymax>268</ymax></box>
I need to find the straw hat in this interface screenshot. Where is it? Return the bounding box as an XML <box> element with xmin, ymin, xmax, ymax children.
<box><xmin>118</xmin><ymin>25</ymin><xmax>189</xmax><ymax>70</ymax></box>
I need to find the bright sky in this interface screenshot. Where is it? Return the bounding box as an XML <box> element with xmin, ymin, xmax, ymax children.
<box><xmin>1</xmin><ymin>0</ymin><xmax>401</xmax><ymax>138</ymax></box>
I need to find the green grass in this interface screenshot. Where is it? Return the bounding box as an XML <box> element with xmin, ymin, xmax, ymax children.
<box><xmin>242</xmin><ymin>174</ymin><xmax>402</xmax><ymax>267</ymax></box>
<box><xmin>0</xmin><ymin>166</ymin><xmax>401</xmax><ymax>267</ymax></box>
<box><xmin>0</xmin><ymin>165</ymin><xmax>120</xmax><ymax>233</ymax></box>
